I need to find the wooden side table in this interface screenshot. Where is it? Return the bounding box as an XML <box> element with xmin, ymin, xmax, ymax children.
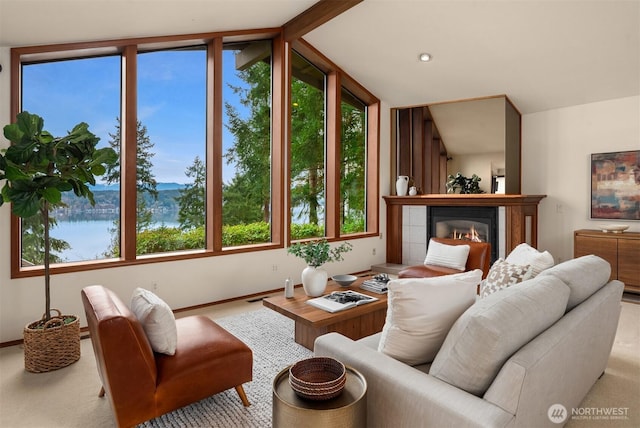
<box><xmin>574</xmin><ymin>229</ymin><xmax>640</xmax><ymax>293</ymax></box>
<box><xmin>272</xmin><ymin>365</ymin><xmax>367</xmax><ymax>428</ymax></box>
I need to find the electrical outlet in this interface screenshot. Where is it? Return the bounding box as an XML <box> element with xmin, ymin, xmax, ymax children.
<box><xmin>372</xmin><ymin>248</ymin><xmax>376</xmax><ymax>255</ymax></box>
<box><xmin>272</xmin><ymin>264</ymin><xmax>278</xmax><ymax>271</ymax></box>
<box><xmin>152</xmin><ymin>282</ymin><xmax>158</xmax><ymax>291</ymax></box>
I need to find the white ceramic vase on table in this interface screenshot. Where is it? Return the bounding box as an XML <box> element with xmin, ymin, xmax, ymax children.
<box><xmin>301</xmin><ymin>266</ymin><xmax>328</xmax><ymax>297</ymax></box>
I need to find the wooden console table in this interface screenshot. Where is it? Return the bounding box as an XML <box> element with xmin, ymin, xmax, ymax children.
<box><xmin>263</xmin><ymin>275</ymin><xmax>387</xmax><ymax>350</ymax></box>
<box><xmin>574</xmin><ymin>229</ymin><xmax>640</xmax><ymax>294</ymax></box>
<box><xmin>383</xmin><ymin>194</ymin><xmax>546</xmax><ymax>265</ymax></box>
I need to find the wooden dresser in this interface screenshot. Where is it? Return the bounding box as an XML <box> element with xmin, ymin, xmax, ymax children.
<box><xmin>574</xmin><ymin>229</ymin><xmax>640</xmax><ymax>294</ymax></box>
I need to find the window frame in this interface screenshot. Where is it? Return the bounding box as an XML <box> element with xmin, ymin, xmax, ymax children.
<box><xmin>8</xmin><ymin>30</ymin><xmax>378</xmax><ymax>279</ymax></box>
<box><xmin>288</xmin><ymin>40</ymin><xmax>379</xmax><ymax>245</ymax></box>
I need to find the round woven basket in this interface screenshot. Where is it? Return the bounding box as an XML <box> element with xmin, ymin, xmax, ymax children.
<box><xmin>23</xmin><ymin>309</ymin><xmax>81</xmax><ymax>373</ymax></box>
<box><xmin>289</xmin><ymin>357</ymin><xmax>346</xmax><ymax>400</ymax></box>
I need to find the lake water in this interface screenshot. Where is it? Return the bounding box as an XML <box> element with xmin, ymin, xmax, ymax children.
<box><xmin>51</xmin><ymin>217</ymin><xmax>179</xmax><ymax>262</ymax></box>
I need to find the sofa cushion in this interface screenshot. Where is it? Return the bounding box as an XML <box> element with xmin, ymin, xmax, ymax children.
<box><xmin>429</xmin><ymin>275</ymin><xmax>570</xmax><ymax>396</ymax></box>
<box><xmin>424</xmin><ymin>239</ymin><xmax>470</xmax><ymax>271</ymax></box>
<box><xmin>538</xmin><ymin>254</ymin><xmax>611</xmax><ymax>311</ymax></box>
<box><xmin>505</xmin><ymin>243</ymin><xmax>554</xmax><ymax>277</ymax></box>
<box><xmin>479</xmin><ymin>258</ymin><xmax>531</xmax><ymax>298</ymax></box>
<box><xmin>378</xmin><ymin>270</ymin><xmax>482</xmax><ymax>366</ymax></box>
<box><xmin>130</xmin><ymin>287</ymin><xmax>178</xmax><ymax>355</ymax></box>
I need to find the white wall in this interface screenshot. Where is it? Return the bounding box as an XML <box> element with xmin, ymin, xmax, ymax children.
<box><xmin>522</xmin><ymin>96</ymin><xmax>640</xmax><ymax>263</ymax></box>
<box><xmin>0</xmin><ymin>46</ymin><xmax>390</xmax><ymax>343</ymax></box>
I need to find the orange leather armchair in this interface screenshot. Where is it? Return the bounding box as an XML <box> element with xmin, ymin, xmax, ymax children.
<box><xmin>81</xmin><ymin>285</ymin><xmax>252</xmax><ymax>428</ymax></box>
<box><xmin>398</xmin><ymin>237</ymin><xmax>492</xmax><ymax>279</ymax></box>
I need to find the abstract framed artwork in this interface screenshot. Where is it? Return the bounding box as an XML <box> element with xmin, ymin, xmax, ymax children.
<box><xmin>591</xmin><ymin>150</ymin><xmax>640</xmax><ymax>220</ymax></box>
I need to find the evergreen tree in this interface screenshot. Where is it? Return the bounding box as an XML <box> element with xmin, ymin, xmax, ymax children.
<box><xmin>104</xmin><ymin>118</ymin><xmax>158</xmax><ymax>232</ymax></box>
<box><xmin>224</xmin><ymin>60</ymin><xmax>272</xmax><ymax>223</ymax></box>
<box><xmin>21</xmin><ymin>215</ymin><xmax>70</xmax><ymax>264</ymax></box>
<box><xmin>340</xmin><ymin>102</ymin><xmax>366</xmax><ymax>231</ymax></box>
<box><xmin>176</xmin><ymin>156</ymin><xmax>205</xmax><ymax>230</ymax></box>
<box><xmin>290</xmin><ymin>80</ymin><xmax>325</xmax><ymax>226</ymax></box>
<box><xmin>222</xmin><ymin>174</ymin><xmax>265</xmax><ymax>225</ymax></box>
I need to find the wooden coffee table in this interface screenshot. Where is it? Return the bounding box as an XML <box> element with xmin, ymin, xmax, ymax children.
<box><xmin>263</xmin><ymin>275</ymin><xmax>388</xmax><ymax>350</ymax></box>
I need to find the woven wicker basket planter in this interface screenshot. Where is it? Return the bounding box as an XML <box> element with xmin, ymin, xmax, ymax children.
<box><xmin>23</xmin><ymin>309</ymin><xmax>80</xmax><ymax>373</ymax></box>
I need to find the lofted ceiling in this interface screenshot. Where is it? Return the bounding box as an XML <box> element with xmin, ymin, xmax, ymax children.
<box><xmin>1</xmin><ymin>0</ymin><xmax>638</xmax><ymax>154</ymax></box>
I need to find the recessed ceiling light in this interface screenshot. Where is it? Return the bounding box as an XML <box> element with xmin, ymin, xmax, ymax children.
<box><xmin>418</xmin><ymin>53</ymin><xmax>432</xmax><ymax>62</ymax></box>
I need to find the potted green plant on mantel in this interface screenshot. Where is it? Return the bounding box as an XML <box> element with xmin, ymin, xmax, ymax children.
<box><xmin>287</xmin><ymin>239</ymin><xmax>352</xmax><ymax>297</ymax></box>
<box><xmin>0</xmin><ymin>111</ymin><xmax>117</xmax><ymax>373</ymax></box>
<box><xmin>446</xmin><ymin>172</ymin><xmax>485</xmax><ymax>194</ymax></box>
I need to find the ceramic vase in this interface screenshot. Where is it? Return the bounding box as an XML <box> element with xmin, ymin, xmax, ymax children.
<box><xmin>396</xmin><ymin>176</ymin><xmax>409</xmax><ymax>196</ymax></box>
<box><xmin>301</xmin><ymin>266</ymin><xmax>328</xmax><ymax>297</ymax></box>
<box><xmin>409</xmin><ymin>186</ymin><xmax>417</xmax><ymax>196</ymax></box>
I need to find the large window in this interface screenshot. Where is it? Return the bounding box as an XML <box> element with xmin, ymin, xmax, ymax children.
<box><xmin>9</xmin><ymin>31</ymin><xmax>379</xmax><ymax>278</ymax></box>
<box><xmin>340</xmin><ymin>88</ymin><xmax>367</xmax><ymax>234</ymax></box>
<box><xmin>222</xmin><ymin>42</ymin><xmax>273</xmax><ymax>247</ymax></box>
<box><xmin>134</xmin><ymin>47</ymin><xmax>207</xmax><ymax>255</ymax></box>
<box><xmin>290</xmin><ymin>51</ymin><xmax>326</xmax><ymax>239</ymax></box>
<box><xmin>21</xmin><ymin>55</ymin><xmax>121</xmax><ymax>264</ymax></box>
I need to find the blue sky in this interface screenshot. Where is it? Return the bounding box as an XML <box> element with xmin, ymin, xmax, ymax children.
<box><xmin>22</xmin><ymin>48</ymin><xmax>249</xmax><ymax>185</ymax></box>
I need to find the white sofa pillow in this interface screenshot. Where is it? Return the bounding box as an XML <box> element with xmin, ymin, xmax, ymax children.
<box><xmin>429</xmin><ymin>275</ymin><xmax>570</xmax><ymax>396</ymax></box>
<box><xmin>538</xmin><ymin>254</ymin><xmax>612</xmax><ymax>311</ymax></box>
<box><xmin>130</xmin><ymin>287</ymin><xmax>178</xmax><ymax>355</ymax></box>
<box><xmin>505</xmin><ymin>243</ymin><xmax>554</xmax><ymax>277</ymax></box>
<box><xmin>424</xmin><ymin>239</ymin><xmax>471</xmax><ymax>271</ymax></box>
<box><xmin>479</xmin><ymin>258</ymin><xmax>532</xmax><ymax>298</ymax></box>
<box><xmin>378</xmin><ymin>269</ymin><xmax>482</xmax><ymax>366</ymax></box>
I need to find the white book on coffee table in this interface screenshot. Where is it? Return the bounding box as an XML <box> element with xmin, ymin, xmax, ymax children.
<box><xmin>306</xmin><ymin>290</ymin><xmax>378</xmax><ymax>313</ymax></box>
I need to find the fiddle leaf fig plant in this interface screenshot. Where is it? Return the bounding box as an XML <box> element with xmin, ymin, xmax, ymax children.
<box><xmin>0</xmin><ymin>111</ymin><xmax>118</xmax><ymax>323</ymax></box>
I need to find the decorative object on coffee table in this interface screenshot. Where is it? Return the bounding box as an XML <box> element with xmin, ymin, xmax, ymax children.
<box><xmin>273</xmin><ymin>363</ymin><xmax>366</xmax><ymax>428</ymax></box>
<box><xmin>332</xmin><ymin>275</ymin><xmax>357</xmax><ymax>287</ymax></box>
<box><xmin>288</xmin><ymin>239</ymin><xmax>353</xmax><ymax>297</ymax></box>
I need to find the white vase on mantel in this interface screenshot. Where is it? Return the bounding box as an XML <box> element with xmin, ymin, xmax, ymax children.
<box><xmin>301</xmin><ymin>266</ymin><xmax>328</xmax><ymax>297</ymax></box>
<box><xmin>396</xmin><ymin>175</ymin><xmax>409</xmax><ymax>196</ymax></box>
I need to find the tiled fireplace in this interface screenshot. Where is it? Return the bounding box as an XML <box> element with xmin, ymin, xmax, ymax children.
<box><xmin>402</xmin><ymin>205</ymin><xmax>504</xmax><ymax>266</ymax></box>
<box><xmin>427</xmin><ymin>206</ymin><xmax>499</xmax><ymax>263</ymax></box>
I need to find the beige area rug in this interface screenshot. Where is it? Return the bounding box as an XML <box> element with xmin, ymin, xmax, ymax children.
<box><xmin>0</xmin><ymin>303</ymin><xmax>638</xmax><ymax>427</ymax></box>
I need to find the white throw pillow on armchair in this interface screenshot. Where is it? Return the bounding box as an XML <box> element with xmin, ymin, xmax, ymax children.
<box><xmin>424</xmin><ymin>239</ymin><xmax>471</xmax><ymax>271</ymax></box>
<box><xmin>130</xmin><ymin>287</ymin><xmax>178</xmax><ymax>355</ymax></box>
<box><xmin>378</xmin><ymin>269</ymin><xmax>482</xmax><ymax>366</ymax></box>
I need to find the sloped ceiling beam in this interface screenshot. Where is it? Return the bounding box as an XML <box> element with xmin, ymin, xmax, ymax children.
<box><xmin>283</xmin><ymin>0</ymin><xmax>363</xmax><ymax>42</ymax></box>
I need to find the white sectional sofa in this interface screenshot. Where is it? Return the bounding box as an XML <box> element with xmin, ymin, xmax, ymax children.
<box><xmin>314</xmin><ymin>255</ymin><xmax>624</xmax><ymax>427</ymax></box>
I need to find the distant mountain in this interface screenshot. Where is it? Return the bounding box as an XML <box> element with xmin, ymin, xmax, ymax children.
<box><xmin>90</xmin><ymin>182</ymin><xmax>186</xmax><ymax>192</ymax></box>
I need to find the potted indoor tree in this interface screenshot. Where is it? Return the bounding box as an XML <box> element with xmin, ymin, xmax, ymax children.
<box><xmin>287</xmin><ymin>239</ymin><xmax>352</xmax><ymax>296</ymax></box>
<box><xmin>0</xmin><ymin>111</ymin><xmax>117</xmax><ymax>372</ymax></box>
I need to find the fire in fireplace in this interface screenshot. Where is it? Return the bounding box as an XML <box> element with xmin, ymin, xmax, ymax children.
<box><xmin>427</xmin><ymin>206</ymin><xmax>498</xmax><ymax>263</ymax></box>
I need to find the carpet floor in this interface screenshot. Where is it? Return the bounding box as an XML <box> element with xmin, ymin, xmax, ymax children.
<box><xmin>140</xmin><ymin>308</ymin><xmax>312</xmax><ymax>427</ymax></box>
<box><xmin>0</xmin><ymin>302</ymin><xmax>638</xmax><ymax>427</ymax></box>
